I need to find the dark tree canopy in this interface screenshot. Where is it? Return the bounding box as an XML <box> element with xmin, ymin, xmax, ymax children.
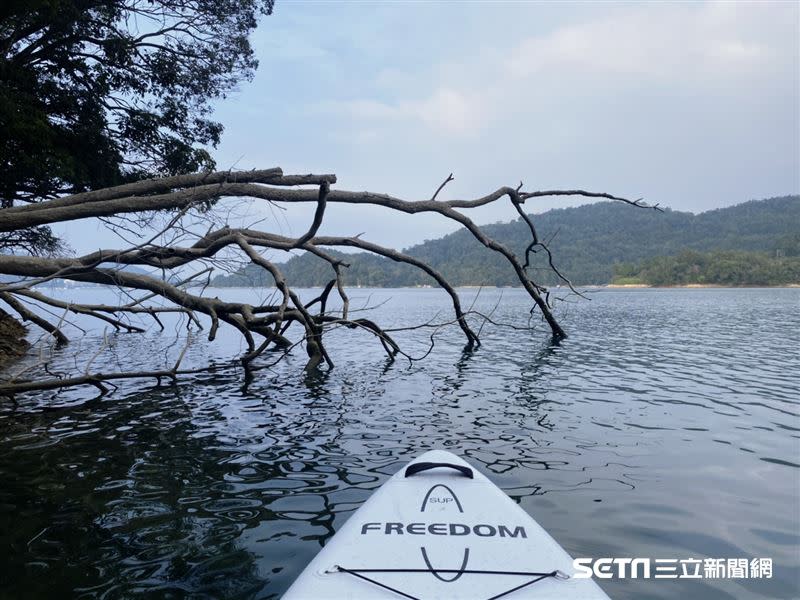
<box><xmin>0</xmin><ymin>0</ymin><xmax>274</xmax><ymax>252</ymax></box>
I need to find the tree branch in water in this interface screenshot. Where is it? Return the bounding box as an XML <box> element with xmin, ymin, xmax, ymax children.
<box><xmin>0</xmin><ymin>167</ymin><xmax>656</xmax><ymax>399</ymax></box>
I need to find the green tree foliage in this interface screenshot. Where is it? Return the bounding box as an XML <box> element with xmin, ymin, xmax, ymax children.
<box><xmin>775</xmin><ymin>232</ymin><xmax>800</xmax><ymax>257</ymax></box>
<box><xmin>614</xmin><ymin>249</ymin><xmax>800</xmax><ymax>286</ymax></box>
<box><xmin>213</xmin><ymin>195</ymin><xmax>800</xmax><ymax>288</ymax></box>
<box><xmin>0</xmin><ymin>0</ymin><xmax>274</xmax><ymax>253</ymax></box>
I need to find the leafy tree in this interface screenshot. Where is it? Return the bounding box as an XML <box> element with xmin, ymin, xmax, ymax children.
<box><xmin>0</xmin><ymin>0</ymin><xmax>274</xmax><ymax>253</ymax></box>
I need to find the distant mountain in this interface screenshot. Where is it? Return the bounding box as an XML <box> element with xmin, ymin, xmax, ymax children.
<box><xmin>212</xmin><ymin>195</ymin><xmax>800</xmax><ymax>287</ymax></box>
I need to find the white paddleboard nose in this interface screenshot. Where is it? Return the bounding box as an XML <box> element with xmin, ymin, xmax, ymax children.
<box><xmin>283</xmin><ymin>450</ymin><xmax>611</xmax><ymax>599</ymax></box>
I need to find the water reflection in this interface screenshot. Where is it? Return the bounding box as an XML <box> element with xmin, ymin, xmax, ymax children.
<box><xmin>0</xmin><ymin>288</ymin><xmax>798</xmax><ymax>599</ymax></box>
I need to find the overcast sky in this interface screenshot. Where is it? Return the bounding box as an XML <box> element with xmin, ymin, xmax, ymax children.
<box><xmin>59</xmin><ymin>1</ymin><xmax>799</xmax><ymax>254</ymax></box>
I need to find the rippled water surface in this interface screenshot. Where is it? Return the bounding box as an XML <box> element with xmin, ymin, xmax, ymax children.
<box><xmin>1</xmin><ymin>287</ymin><xmax>798</xmax><ymax>599</ymax></box>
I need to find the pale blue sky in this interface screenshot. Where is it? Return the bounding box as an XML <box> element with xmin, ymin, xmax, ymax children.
<box><xmin>58</xmin><ymin>0</ymin><xmax>800</xmax><ymax>254</ymax></box>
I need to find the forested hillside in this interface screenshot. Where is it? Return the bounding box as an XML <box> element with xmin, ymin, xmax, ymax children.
<box><xmin>212</xmin><ymin>195</ymin><xmax>800</xmax><ymax>287</ymax></box>
<box><xmin>613</xmin><ymin>249</ymin><xmax>800</xmax><ymax>286</ymax></box>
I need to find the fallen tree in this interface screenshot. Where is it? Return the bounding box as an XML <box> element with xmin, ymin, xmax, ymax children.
<box><xmin>0</xmin><ymin>168</ymin><xmax>657</xmax><ymax>399</ymax></box>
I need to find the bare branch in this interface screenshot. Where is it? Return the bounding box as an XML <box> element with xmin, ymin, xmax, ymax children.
<box><xmin>430</xmin><ymin>173</ymin><xmax>454</xmax><ymax>201</ymax></box>
<box><xmin>0</xmin><ymin>292</ymin><xmax>69</xmax><ymax>346</ymax></box>
<box><xmin>0</xmin><ymin>167</ymin><xmax>655</xmax><ymax>400</ymax></box>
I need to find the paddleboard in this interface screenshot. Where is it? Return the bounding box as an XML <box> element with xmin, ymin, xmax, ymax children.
<box><xmin>283</xmin><ymin>449</ymin><xmax>610</xmax><ymax>599</ymax></box>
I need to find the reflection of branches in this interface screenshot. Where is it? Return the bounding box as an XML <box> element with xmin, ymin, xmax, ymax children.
<box><xmin>383</xmin><ymin>310</ymin><xmax>532</xmax><ymax>334</ymax></box>
<box><xmin>0</xmin><ymin>334</ymin><xmax>220</xmax><ymax>398</ymax></box>
<box><xmin>0</xmin><ymin>167</ymin><xmax>655</xmax><ymax>399</ymax></box>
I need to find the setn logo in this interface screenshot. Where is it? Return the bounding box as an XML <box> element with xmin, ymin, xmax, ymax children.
<box><xmin>573</xmin><ymin>558</ymin><xmax>651</xmax><ymax>579</ymax></box>
<box><xmin>573</xmin><ymin>557</ymin><xmax>773</xmax><ymax>580</ymax></box>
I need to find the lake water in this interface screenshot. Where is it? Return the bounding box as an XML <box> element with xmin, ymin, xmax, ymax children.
<box><xmin>1</xmin><ymin>287</ymin><xmax>798</xmax><ymax>599</ymax></box>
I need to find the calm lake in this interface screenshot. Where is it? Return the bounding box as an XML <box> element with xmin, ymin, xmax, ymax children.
<box><xmin>1</xmin><ymin>287</ymin><xmax>798</xmax><ymax>599</ymax></box>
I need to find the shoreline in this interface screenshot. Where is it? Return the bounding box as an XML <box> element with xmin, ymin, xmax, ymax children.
<box><xmin>607</xmin><ymin>283</ymin><xmax>800</xmax><ymax>288</ymax></box>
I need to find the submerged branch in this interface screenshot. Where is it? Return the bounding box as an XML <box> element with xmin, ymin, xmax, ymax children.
<box><xmin>0</xmin><ymin>167</ymin><xmax>653</xmax><ymax>399</ymax></box>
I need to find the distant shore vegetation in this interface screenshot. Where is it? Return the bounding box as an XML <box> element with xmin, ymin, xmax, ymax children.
<box><xmin>612</xmin><ymin>249</ymin><xmax>800</xmax><ymax>287</ymax></box>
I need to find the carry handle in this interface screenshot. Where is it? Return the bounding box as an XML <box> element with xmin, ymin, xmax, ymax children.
<box><xmin>404</xmin><ymin>462</ymin><xmax>474</xmax><ymax>479</ymax></box>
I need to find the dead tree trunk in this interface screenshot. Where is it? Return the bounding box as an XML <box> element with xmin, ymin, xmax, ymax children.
<box><xmin>0</xmin><ymin>167</ymin><xmax>657</xmax><ymax>398</ymax></box>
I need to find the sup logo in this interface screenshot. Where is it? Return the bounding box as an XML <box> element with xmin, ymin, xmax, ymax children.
<box><xmin>429</xmin><ymin>497</ymin><xmax>455</xmax><ymax>505</ymax></box>
<box><xmin>421</xmin><ymin>484</ymin><xmax>463</xmax><ymax>513</ymax></box>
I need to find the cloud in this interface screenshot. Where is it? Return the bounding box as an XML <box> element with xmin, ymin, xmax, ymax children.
<box><xmin>407</xmin><ymin>88</ymin><xmax>481</xmax><ymax>135</ymax></box>
<box><xmin>504</xmin><ymin>4</ymin><xmax>776</xmax><ymax>81</ymax></box>
<box><xmin>706</xmin><ymin>40</ymin><xmax>767</xmax><ymax>63</ymax></box>
<box><xmin>317</xmin><ymin>2</ymin><xmax>791</xmax><ymax>145</ymax></box>
<box><xmin>323</xmin><ymin>87</ymin><xmax>484</xmax><ymax>137</ymax></box>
